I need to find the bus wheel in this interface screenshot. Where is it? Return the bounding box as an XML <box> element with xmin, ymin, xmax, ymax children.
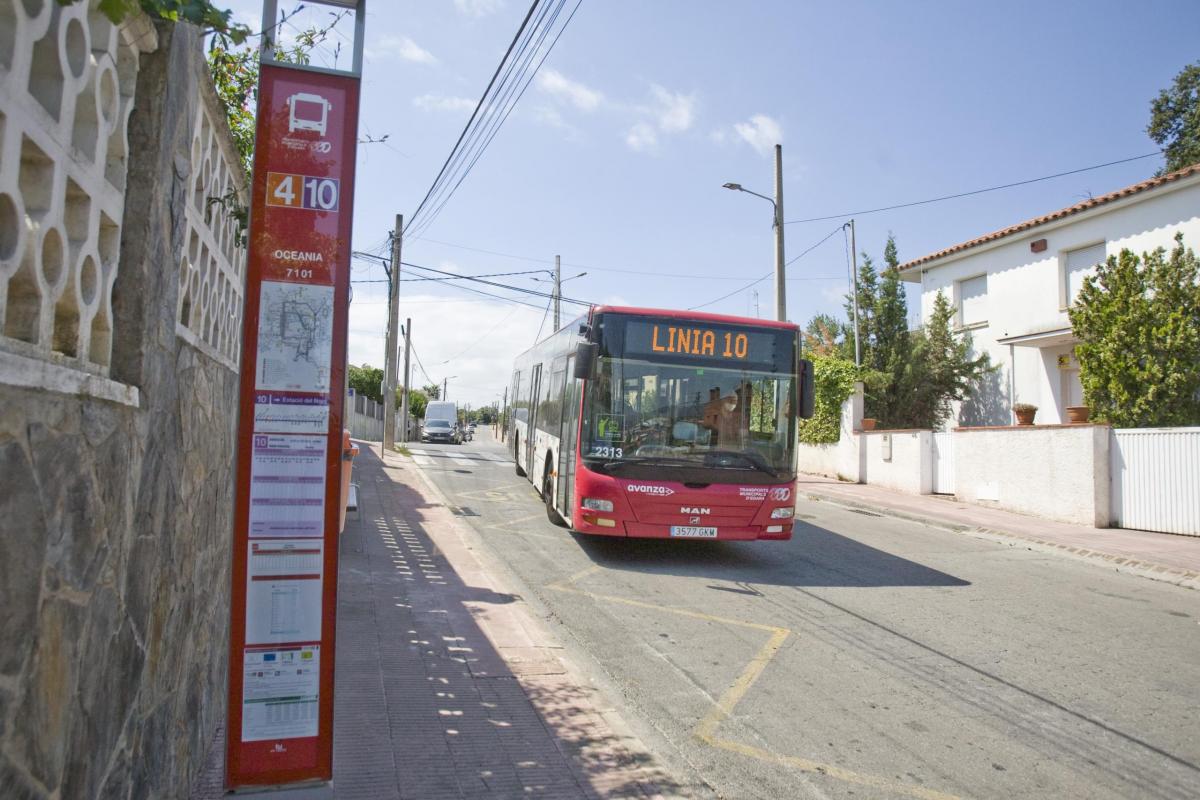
<box><xmin>544</xmin><ymin>467</ymin><xmax>566</xmax><ymax>527</ymax></box>
<box><xmin>514</xmin><ymin>434</ymin><xmax>526</xmax><ymax>477</ymax></box>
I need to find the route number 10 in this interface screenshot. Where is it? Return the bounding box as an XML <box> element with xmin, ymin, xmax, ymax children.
<box><xmin>266</xmin><ymin>172</ymin><xmax>340</xmax><ymax>211</ymax></box>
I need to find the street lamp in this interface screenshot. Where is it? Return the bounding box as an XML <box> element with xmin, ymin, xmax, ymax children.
<box><xmin>722</xmin><ymin>143</ymin><xmax>786</xmax><ymax>321</ymax></box>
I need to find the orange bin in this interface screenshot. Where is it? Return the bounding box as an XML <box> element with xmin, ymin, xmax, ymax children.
<box><xmin>339</xmin><ymin>429</ymin><xmax>359</xmax><ymax>533</ymax></box>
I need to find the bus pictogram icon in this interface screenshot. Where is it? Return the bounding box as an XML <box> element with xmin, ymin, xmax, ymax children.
<box><xmin>286</xmin><ymin>92</ymin><xmax>332</xmax><ymax>137</ymax></box>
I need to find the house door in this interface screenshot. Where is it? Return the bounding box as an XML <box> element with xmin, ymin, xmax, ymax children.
<box><xmin>932</xmin><ymin>432</ymin><xmax>955</xmax><ymax>495</ymax></box>
<box><xmin>1062</xmin><ymin>368</ymin><xmax>1083</xmax><ymax>409</ymax></box>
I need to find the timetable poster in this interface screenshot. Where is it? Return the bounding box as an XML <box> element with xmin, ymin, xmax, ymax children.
<box><xmin>245</xmin><ymin>540</ymin><xmax>324</xmax><ymax>645</ymax></box>
<box><xmin>241</xmin><ymin>645</ymin><xmax>320</xmax><ymax>742</ymax></box>
<box><xmin>248</xmin><ymin>434</ymin><xmax>327</xmax><ymax>538</ymax></box>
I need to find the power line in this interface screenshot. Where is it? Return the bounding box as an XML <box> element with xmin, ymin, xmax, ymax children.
<box><xmin>401</xmin><ymin>260</ymin><xmax>593</xmax><ymax>306</ymax></box>
<box><xmin>784</xmin><ymin>151</ymin><xmax>1162</xmax><ymax>225</ymax></box>
<box><xmin>533</xmin><ymin>295</ymin><xmax>553</xmax><ymax>344</ymax></box>
<box><xmin>410</xmin><ymin>236</ymin><xmax>843</xmax><ymax>281</ymax></box>
<box><xmin>404</xmin><ymin>0</ymin><xmax>542</xmax><ymax>235</ymax></box>
<box><xmin>407</xmin><ymin>0</ymin><xmax>562</xmax><ymax>240</ymax></box>
<box><xmin>408</xmin><ymin>0</ymin><xmax>582</xmax><ymax>240</ymax></box>
<box><xmin>352</xmin><ymin>250</ymin><xmax>587</xmax><ymax>308</ymax></box>
<box><xmin>689</xmin><ymin>224</ymin><xmax>844</xmax><ymax>312</ymax></box>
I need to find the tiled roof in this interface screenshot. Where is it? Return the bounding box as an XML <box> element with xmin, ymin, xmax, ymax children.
<box><xmin>898</xmin><ymin>161</ymin><xmax>1200</xmax><ymax>273</ymax></box>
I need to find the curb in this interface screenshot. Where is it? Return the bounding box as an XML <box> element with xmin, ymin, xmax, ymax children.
<box><xmin>800</xmin><ymin>489</ymin><xmax>1200</xmax><ymax>592</ymax></box>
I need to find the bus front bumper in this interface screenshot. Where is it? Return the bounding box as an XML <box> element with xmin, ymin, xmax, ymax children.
<box><xmin>574</xmin><ymin>516</ymin><xmax>792</xmax><ymax>541</ymax></box>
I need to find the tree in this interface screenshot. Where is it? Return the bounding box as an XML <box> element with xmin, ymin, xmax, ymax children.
<box><xmin>844</xmin><ymin>253</ymin><xmax>878</xmax><ymax>365</ymax></box>
<box><xmin>1069</xmin><ymin>235</ymin><xmax>1200</xmax><ymax>427</ymax></box>
<box><xmin>802</xmin><ymin>313</ymin><xmax>846</xmax><ymax>357</ymax></box>
<box><xmin>406</xmin><ymin>389</ymin><xmax>428</xmax><ymax>420</ymax></box>
<box><xmin>898</xmin><ymin>291</ymin><xmax>993</xmax><ymax>429</ymax></box>
<box><xmin>347</xmin><ymin>364</ymin><xmax>384</xmax><ymax>404</ymax></box>
<box><xmin>867</xmin><ymin>234</ymin><xmax>911</xmax><ymax>426</ymax></box>
<box><xmin>1148</xmin><ymin>61</ymin><xmax>1200</xmax><ymax>174</ymax></box>
<box><xmin>422</xmin><ymin>383</ymin><xmax>441</xmax><ymax>400</ymax></box>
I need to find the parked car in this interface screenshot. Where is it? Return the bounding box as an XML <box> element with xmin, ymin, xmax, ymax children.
<box><xmin>421</xmin><ymin>418</ymin><xmax>462</xmax><ymax>444</ymax></box>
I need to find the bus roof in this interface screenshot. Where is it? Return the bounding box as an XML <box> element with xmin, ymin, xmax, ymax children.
<box><xmin>591</xmin><ymin>305</ymin><xmax>800</xmax><ymax>331</ymax></box>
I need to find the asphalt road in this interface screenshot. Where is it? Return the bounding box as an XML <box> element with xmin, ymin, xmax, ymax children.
<box><xmin>405</xmin><ymin>435</ymin><xmax>1200</xmax><ymax>800</ymax></box>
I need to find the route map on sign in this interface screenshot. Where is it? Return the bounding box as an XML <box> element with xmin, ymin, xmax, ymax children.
<box><xmin>255</xmin><ymin>281</ymin><xmax>334</xmax><ymax>393</ymax></box>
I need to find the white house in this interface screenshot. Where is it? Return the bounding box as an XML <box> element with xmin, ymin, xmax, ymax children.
<box><xmin>898</xmin><ymin>163</ymin><xmax>1200</xmax><ymax>427</ymax></box>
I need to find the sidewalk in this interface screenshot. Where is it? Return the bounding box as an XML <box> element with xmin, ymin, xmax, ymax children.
<box><xmin>192</xmin><ymin>442</ymin><xmax>679</xmax><ymax>799</ymax></box>
<box><xmin>797</xmin><ymin>474</ymin><xmax>1200</xmax><ymax>591</ymax></box>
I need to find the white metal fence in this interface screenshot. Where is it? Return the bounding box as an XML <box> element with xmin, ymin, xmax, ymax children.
<box><xmin>1110</xmin><ymin>427</ymin><xmax>1200</xmax><ymax>536</ymax></box>
<box><xmin>345</xmin><ymin>393</ymin><xmax>383</xmax><ymax>441</ymax></box>
<box><xmin>932</xmin><ymin>431</ymin><xmax>955</xmax><ymax>495</ymax></box>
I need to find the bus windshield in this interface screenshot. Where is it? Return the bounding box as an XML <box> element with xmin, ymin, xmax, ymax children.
<box><xmin>580</xmin><ymin>315</ymin><xmax>798</xmax><ymax>484</ymax></box>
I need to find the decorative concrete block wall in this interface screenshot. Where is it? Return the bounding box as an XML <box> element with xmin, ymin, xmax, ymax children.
<box><xmin>0</xmin><ymin>7</ymin><xmax>248</xmax><ymax>799</ymax></box>
<box><xmin>0</xmin><ymin>0</ymin><xmax>154</xmax><ymax>372</ymax></box>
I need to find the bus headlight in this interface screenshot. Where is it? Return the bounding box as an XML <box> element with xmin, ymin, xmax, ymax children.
<box><xmin>770</xmin><ymin>507</ymin><xmax>795</xmax><ymax>519</ymax></box>
<box><xmin>582</xmin><ymin>498</ymin><xmax>614</xmax><ymax>512</ymax></box>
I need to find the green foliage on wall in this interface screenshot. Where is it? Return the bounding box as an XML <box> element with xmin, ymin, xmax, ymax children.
<box><xmin>796</xmin><ymin>356</ymin><xmax>862</xmax><ymax>444</ymax></box>
<box><xmin>1070</xmin><ymin>235</ymin><xmax>1200</xmax><ymax>427</ymax></box>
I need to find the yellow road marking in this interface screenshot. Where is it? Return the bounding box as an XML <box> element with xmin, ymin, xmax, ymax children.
<box><xmin>694</xmin><ymin>627</ymin><xmax>790</xmax><ymax>741</ymax></box>
<box><xmin>547</xmin><ymin>563</ymin><xmax>963</xmax><ymax>800</ymax></box>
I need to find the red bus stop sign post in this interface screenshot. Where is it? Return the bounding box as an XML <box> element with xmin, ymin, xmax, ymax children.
<box><xmin>225</xmin><ymin>1</ymin><xmax>365</xmax><ymax>791</ymax></box>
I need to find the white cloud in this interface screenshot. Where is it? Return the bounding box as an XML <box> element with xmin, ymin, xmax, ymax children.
<box><xmin>454</xmin><ymin>0</ymin><xmax>505</xmax><ymax>17</ymax></box>
<box><xmin>709</xmin><ymin>128</ymin><xmax>729</xmax><ymax>145</ymax></box>
<box><xmin>368</xmin><ymin>34</ymin><xmax>437</xmax><ymax>64</ymax></box>
<box><xmin>347</xmin><ymin>289</ymin><xmax>545</xmax><ymax>409</ymax></box>
<box><xmin>536</xmin><ymin>69</ymin><xmax>604</xmax><ymax>112</ymax></box>
<box><xmin>624</xmin><ymin>122</ymin><xmax>657</xmax><ymax>152</ymax></box>
<box><xmin>648</xmin><ymin>85</ymin><xmax>695</xmax><ymax>133</ymax></box>
<box><xmin>413</xmin><ymin>94</ymin><xmax>476</xmax><ymax>113</ymax></box>
<box><xmin>733</xmin><ymin>114</ymin><xmax>783</xmax><ymax>156</ymax></box>
<box><xmin>529</xmin><ymin>106</ymin><xmax>582</xmax><ymax>138</ymax></box>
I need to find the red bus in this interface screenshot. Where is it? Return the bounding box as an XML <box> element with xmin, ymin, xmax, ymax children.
<box><xmin>508</xmin><ymin>306</ymin><xmax>814</xmax><ymax>540</ymax></box>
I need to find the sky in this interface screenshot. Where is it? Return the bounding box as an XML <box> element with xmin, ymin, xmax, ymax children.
<box><xmin>221</xmin><ymin>0</ymin><xmax>1199</xmax><ymax>408</ymax></box>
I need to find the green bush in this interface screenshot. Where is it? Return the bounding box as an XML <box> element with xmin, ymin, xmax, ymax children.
<box><xmin>797</xmin><ymin>356</ymin><xmax>862</xmax><ymax>444</ymax></box>
<box><xmin>1070</xmin><ymin>235</ymin><xmax>1200</xmax><ymax>427</ymax></box>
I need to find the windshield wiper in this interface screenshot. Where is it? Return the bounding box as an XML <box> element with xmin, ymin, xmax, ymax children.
<box><xmin>591</xmin><ymin>455</ymin><xmax>696</xmax><ymax>472</ymax></box>
<box><xmin>702</xmin><ymin>450</ymin><xmax>779</xmax><ymax>478</ymax></box>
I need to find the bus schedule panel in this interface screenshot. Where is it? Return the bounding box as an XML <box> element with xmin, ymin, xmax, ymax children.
<box><xmin>226</xmin><ymin>61</ymin><xmax>360</xmax><ymax>791</ymax></box>
<box><xmin>614</xmin><ymin>318</ymin><xmax>791</xmax><ymax>372</ymax></box>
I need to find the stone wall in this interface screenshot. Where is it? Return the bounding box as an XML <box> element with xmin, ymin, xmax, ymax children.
<box><xmin>0</xmin><ymin>6</ymin><xmax>246</xmax><ymax>799</ymax></box>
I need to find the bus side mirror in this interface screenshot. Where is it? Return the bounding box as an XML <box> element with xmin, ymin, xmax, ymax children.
<box><xmin>574</xmin><ymin>343</ymin><xmax>598</xmax><ymax>380</ymax></box>
<box><xmin>799</xmin><ymin>358</ymin><xmax>815</xmax><ymax>419</ymax></box>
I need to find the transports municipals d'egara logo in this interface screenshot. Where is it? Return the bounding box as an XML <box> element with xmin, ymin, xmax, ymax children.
<box><xmin>769</xmin><ymin>487</ymin><xmax>791</xmax><ymax>502</ymax></box>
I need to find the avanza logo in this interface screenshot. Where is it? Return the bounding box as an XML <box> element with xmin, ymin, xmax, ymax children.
<box><xmin>626</xmin><ymin>484</ymin><xmax>674</xmax><ymax>496</ymax></box>
<box><xmin>680</xmin><ymin>506</ymin><xmax>711</xmax><ymax>515</ymax></box>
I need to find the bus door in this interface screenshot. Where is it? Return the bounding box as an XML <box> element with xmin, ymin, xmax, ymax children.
<box><xmin>556</xmin><ymin>357</ymin><xmax>577</xmax><ymax>518</ymax></box>
<box><xmin>526</xmin><ymin>363</ymin><xmax>542</xmax><ymax>472</ymax></box>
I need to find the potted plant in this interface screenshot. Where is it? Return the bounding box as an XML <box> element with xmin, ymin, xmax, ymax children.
<box><xmin>1013</xmin><ymin>403</ymin><xmax>1037</xmax><ymax>426</ymax></box>
<box><xmin>861</xmin><ymin>418</ymin><xmax>877</xmax><ymax>431</ymax></box>
<box><xmin>1066</xmin><ymin>405</ymin><xmax>1090</xmax><ymax>423</ymax></box>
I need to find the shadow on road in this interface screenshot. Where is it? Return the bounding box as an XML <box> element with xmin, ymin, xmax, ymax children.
<box><xmin>569</xmin><ymin>520</ymin><xmax>971</xmax><ymax>588</ymax></box>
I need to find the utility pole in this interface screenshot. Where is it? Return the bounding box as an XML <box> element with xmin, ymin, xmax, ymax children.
<box><xmin>442</xmin><ymin>377</ymin><xmax>448</xmax><ymax>400</ymax></box>
<box><xmin>382</xmin><ymin>214</ymin><xmax>402</xmax><ymax>450</ymax></box>
<box><xmin>773</xmin><ymin>144</ymin><xmax>786</xmax><ymax>322</ymax></box>
<box><xmin>553</xmin><ymin>254</ymin><xmax>561</xmax><ymax>331</ymax></box>
<box><xmin>500</xmin><ymin>385</ymin><xmax>507</xmax><ymax>441</ymax></box>
<box><xmin>849</xmin><ymin>218</ymin><xmax>861</xmax><ymax>367</ymax></box>
<box><xmin>400</xmin><ymin>317</ymin><xmax>411</xmax><ymax>443</ymax></box>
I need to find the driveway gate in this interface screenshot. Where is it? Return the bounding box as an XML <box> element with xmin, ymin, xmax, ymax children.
<box><xmin>1111</xmin><ymin>427</ymin><xmax>1200</xmax><ymax>536</ymax></box>
<box><xmin>932</xmin><ymin>431</ymin><xmax>955</xmax><ymax>495</ymax></box>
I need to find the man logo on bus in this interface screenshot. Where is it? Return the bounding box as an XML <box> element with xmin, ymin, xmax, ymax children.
<box><xmin>769</xmin><ymin>487</ymin><xmax>791</xmax><ymax>502</ymax></box>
